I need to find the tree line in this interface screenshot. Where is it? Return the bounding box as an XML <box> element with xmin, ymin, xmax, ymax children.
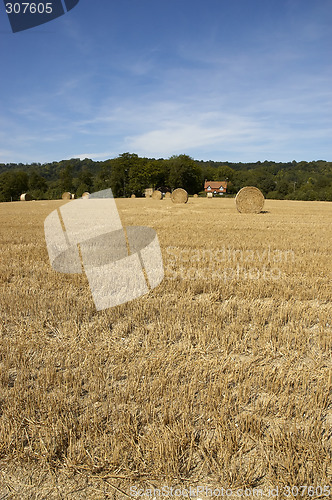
<box><xmin>0</xmin><ymin>153</ymin><xmax>331</xmax><ymax>202</ymax></box>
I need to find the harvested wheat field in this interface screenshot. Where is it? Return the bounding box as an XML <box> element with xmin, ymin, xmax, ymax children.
<box><xmin>0</xmin><ymin>198</ymin><xmax>331</xmax><ymax>499</ymax></box>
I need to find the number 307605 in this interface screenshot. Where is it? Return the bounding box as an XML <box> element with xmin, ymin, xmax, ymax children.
<box><xmin>5</xmin><ymin>3</ymin><xmax>53</xmax><ymax>14</ymax></box>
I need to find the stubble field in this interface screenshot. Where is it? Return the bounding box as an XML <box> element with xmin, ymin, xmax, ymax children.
<box><xmin>0</xmin><ymin>197</ymin><xmax>331</xmax><ymax>499</ymax></box>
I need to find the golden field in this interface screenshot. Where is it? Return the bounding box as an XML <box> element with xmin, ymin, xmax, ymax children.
<box><xmin>0</xmin><ymin>197</ymin><xmax>331</xmax><ymax>499</ymax></box>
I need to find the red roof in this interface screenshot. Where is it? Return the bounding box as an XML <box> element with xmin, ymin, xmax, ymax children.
<box><xmin>204</xmin><ymin>180</ymin><xmax>228</xmax><ymax>192</ymax></box>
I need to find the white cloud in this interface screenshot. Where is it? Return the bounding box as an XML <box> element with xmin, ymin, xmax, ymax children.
<box><xmin>74</xmin><ymin>150</ymin><xmax>118</xmax><ymax>160</ymax></box>
<box><xmin>1</xmin><ymin>27</ymin><xmax>332</xmax><ymax>164</ymax></box>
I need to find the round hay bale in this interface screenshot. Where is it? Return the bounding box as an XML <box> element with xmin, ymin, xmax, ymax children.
<box><xmin>20</xmin><ymin>193</ymin><xmax>33</xmax><ymax>201</ymax></box>
<box><xmin>82</xmin><ymin>192</ymin><xmax>90</xmax><ymax>199</ymax></box>
<box><xmin>207</xmin><ymin>192</ymin><xmax>213</xmax><ymax>198</ymax></box>
<box><xmin>164</xmin><ymin>192</ymin><xmax>171</xmax><ymax>199</ymax></box>
<box><xmin>62</xmin><ymin>192</ymin><xmax>71</xmax><ymax>200</ymax></box>
<box><xmin>131</xmin><ymin>194</ymin><xmax>136</xmax><ymax>198</ymax></box>
<box><xmin>193</xmin><ymin>194</ymin><xmax>198</xmax><ymax>198</ymax></box>
<box><xmin>235</xmin><ymin>186</ymin><xmax>265</xmax><ymax>213</ymax></box>
<box><xmin>152</xmin><ymin>190</ymin><xmax>163</xmax><ymax>200</ymax></box>
<box><xmin>171</xmin><ymin>188</ymin><xmax>188</xmax><ymax>204</ymax></box>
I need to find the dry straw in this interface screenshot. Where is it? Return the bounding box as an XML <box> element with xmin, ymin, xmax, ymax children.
<box><xmin>62</xmin><ymin>192</ymin><xmax>71</xmax><ymax>200</ymax></box>
<box><xmin>165</xmin><ymin>192</ymin><xmax>171</xmax><ymax>199</ymax></box>
<box><xmin>152</xmin><ymin>190</ymin><xmax>163</xmax><ymax>200</ymax></box>
<box><xmin>194</xmin><ymin>194</ymin><xmax>199</xmax><ymax>198</ymax></box>
<box><xmin>82</xmin><ymin>192</ymin><xmax>90</xmax><ymax>199</ymax></box>
<box><xmin>20</xmin><ymin>193</ymin><xmax>33</xmax><ymax>201</ymax></box>
<box><xmin>235</xmin><ymin>186</ymin><xmax>265</xmax><ymax>213</ymax></box>
<box><xmin>171</xmin><ymin>188</ymin><xmax>188</xmax><ymax>204</ymax></box>
<box><xmin>1</xmin><ymin>198</ymin><xmax>330</xmax><ymax>490</ymax></box>
<box><xmin>207</xmin><ymin>192</ymin><xmax>213</xmax><ymax>198</ymax></box>
<box><xmin>131</xmin><ymin>194</ymin><xmax>136</xmax><ymax>198</ymax></box>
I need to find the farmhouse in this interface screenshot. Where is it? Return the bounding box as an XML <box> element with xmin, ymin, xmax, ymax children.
<box><xmin>204</xmin><ymin>180</ymin><xmax>228</xmax><ymax>195</ymax></box>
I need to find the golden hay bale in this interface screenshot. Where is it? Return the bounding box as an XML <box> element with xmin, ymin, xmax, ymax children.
<box><xmin>145</xmin><ymin>188</ymin><xmax>153</xmax><ymax>198</ymax></box>
<box><xmin>193</xmin><ymin>194</ymin><xmax>199</xmax><ymax>198</ymax></box>
<box><xmin>164</xmin><ymin>192</ymin><xmax>171</xmax><ymax>199</ymax></box>
<box><xmin>151</xmin><ymin>190</ymin><xmax>163</xmax><ymax>200</ymax></box>
<box><xmin>131</xmin><ymin>194</ymin><xmax>136</xmax><ymax>198</ymax></box>
<box><xmin>62</xmin><ymin>192</ymin><xmax>71</xmax><ymax>200</ymax></box>
<box><xmin>235</xmin><ymin>186</ymin><xmax>265</xmax><ymax>213</ymax></box>
<box><xmin>171</xmin><ymin>188</ymin><xmax>188</xmax><ymax>204</ymax></box>
<box><xmin>20</xmin><ymin>193</ymin><xmax>33</xmax><ymax>201</ymax></box>
<box><xmin>82</xmin><ymin>192</ymin><xmax>90</xmax><ymax>199</ymax></box>
<box><xmin>207</xmin><ymin>192</ymin><xmax>213</xmax><ymax>198</ymax></box>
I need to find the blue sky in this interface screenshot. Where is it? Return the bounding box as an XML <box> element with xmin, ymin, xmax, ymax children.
<box><xmin>1</xmin><ymin>0</ymin><xmax>332</xmax><ymax>163</ymax></box>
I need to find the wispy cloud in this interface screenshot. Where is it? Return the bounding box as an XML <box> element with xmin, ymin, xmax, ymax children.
<box><xmin>1</xmin><ymin>0</ymin><xmax>331</xmax><ymax>164</ymax></box>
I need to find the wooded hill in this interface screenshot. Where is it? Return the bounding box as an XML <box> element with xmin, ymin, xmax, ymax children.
<box><xmin>0</xmin><ymin>153</ymin><xmax>331</xmax><ymax>202</ymax></box>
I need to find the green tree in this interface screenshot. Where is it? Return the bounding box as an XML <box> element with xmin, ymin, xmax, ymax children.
<box><xmin>93</xmin><ymin>161</ymin><xmax>113</xmax><ymax>192</ymax></box>
<box><xmin>109</xmin><ymin>153</ymin><xmax>144</xmax><ymax>197</ymax></box>
<box><xmin>129</xmin><ymin>161</ymin><xmax>166</xmax><ymax>195</ymax></box>
<box><xmin>59</xmin><ymin>165</ymin><xmax>73</xmax><ymax>192</ymax></box>
<box><xmin>0</xmin><ymin>171</ymin><xmax>29</xmax><ymax>201</ymax></box>
<box><xmin>168</xmin><ymin>155</ymin><xmax>202</xmax><ymax>194</ymax></box>
<box><xmin>28</xmin><ymin>171</ymin><xmax>47</xmax><ymax>192</ymax></box>
<box><xmin>203</xmin><ymin>165</ymin><xmax>218</xmax><ymax>182</ymax></box>
<box><xmin>216</xmin><ymin>165</ymin><xmax>235</xmax><ymax>183</ymax></box>
<box><xmin>78</xmin><ymin>169</ymin><xmax>93</xmax><ymax>191</ymax></box>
